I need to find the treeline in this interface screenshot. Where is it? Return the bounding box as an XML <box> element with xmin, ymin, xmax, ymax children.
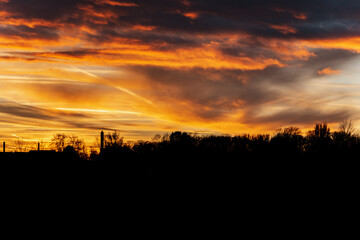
<box><xmin>8</xmin><ymin>120</ymin><xmax>358</xmax><ymax>161</ymax></box>
<box><xmin>2</xmin><ymin>120</ymin><xmax>359</xmax><ymax>184</ymax></box>
<box><xmin>92</xmin><ymin>120</ymin><xmax>360</xmax><ymax>161</ymax></box>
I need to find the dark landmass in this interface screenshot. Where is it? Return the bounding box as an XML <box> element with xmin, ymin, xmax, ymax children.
<box><xmin>1</xmin><ymin>123</ymin><xmax>359</xmax><ymax>192</ymax></box>
<box><xmin>1</xmin><ymin>125</ymin><xmax>358</xmax><ymax>223</ymax></box>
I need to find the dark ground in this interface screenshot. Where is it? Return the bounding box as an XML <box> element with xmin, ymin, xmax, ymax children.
<box><xmin>0</xmin><ymin>150</ymin><xmax>357</xmax><ymax>234</ymax></box>
<box><xmin>1</xmin><ymin>151</ymin><xmax>358</xmax><ymax>187</ymax></box>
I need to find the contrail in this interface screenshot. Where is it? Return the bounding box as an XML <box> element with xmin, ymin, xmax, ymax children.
<box><xmin>69</xmin><ymin>65</ymin><xmax>100</xmax><ymax>78</ymax></box>
<box><xmin>69</xmin><ymin>65</ymin><xmax>154</xmax><ymax>105</ymax></box>
<box><xmin>115</xmin><ymin>87</ymin><xmax>153</xmax><ymax>105</ymax></box>
<box><xmin>55</xmin><ymin>108</ymin><xmax>141</xmax><ymax>115</ymax></box>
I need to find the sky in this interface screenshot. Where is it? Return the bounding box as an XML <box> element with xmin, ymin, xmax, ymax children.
<box><xmin>1</xmin><ymin>0</ymin><xmax>360</xmax><ymax>147</ymax></box>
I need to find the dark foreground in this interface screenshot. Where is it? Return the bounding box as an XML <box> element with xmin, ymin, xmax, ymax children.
<box><xmin>2</xmin><ymin>127</ymin><xmax>358</xmax><ymax>232</ymax></box>
<box><xmin>1</xmin><ymin>150</ymin><xmax>358</xmax><ymax>233</ymax></box>
<box><xmin>1</xmin><ymin>151</ymin><xmax>358</xmax><ymax>186</ymax></box>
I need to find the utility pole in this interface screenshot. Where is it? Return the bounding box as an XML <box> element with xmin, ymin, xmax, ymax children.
<box><xmin>3</xmin><ymin>142</ymin><xmax>5</xmax><ymax>153</ymax></box>
<box><xmin>38</xmin><ymin>142</ymin><xmax>40</xmax><ymax>151</ymax></box>
<box><xmin>100</xmin><ymin>131</ymin><xmax>104</xmax><ymax>152</ymax></box>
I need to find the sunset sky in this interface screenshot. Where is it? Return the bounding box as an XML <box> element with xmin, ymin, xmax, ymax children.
<box><xmin>1</xmin><ymin>0</ymin><xmax>360</xmax><ymax>147</ymax></box>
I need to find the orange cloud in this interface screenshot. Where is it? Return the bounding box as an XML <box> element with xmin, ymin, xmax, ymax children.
<box><xmin>318</xmin><ymin>67</ymin><xmax>341</xmax><ymax>76</ymax></box>
<box><xmin>1</xmin><ymin>35</ymin><xmax>284</xmax><ymax>70</ymax></box>
<box><xmin>263</xmin><ymin>39</ymin><xmax>316</xmax><ymax>60</ymax></box>
<box><xmin>77</xmin><ymin>4</ymin><xmax>118</xmax><ymax>24</ymax></box>
<box><xmin>94</xmin><ymin>0</ymin><xmax>139</xmax><ymax>7</ymax></box>
<box><xmin>269</xmin><ymin>24</ymin><xmax>298</xmax><ymax>34</ymax></box>
<box><xmin>183</xmin><ymin>12</ymin><xmax>199</xmax><ymax>20</ymax></box>
<box><xmin>302</xmin><ymin>37</ymin><xmax>360</xmax><ymax>52</ymax></box>
<box><xmin>131</xmin><ymin>25</ymin><xmax>156</xmax><ymax>31</ymax></box>
<box><xmin>38</xmin><ymin>47</ymin><xmax>283</xmax><ymax>70</ymax></box>
<box><xmin>293</xmin><ymin>12</ymin><xmax>307</xmax><ymax>20</ymax></box>
<box><xmin>0</xmin><ymin>11</ymin><xmax>62</xmax><ymax>28</ymax></box>
<box><xmin>273</xmin><ymin>8</ymin><xmax>308</xmax><ymax>20</ymax></box>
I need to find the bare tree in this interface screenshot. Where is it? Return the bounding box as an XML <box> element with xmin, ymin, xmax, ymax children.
<box><xmin>67</xmin><ymin>135</ymin><xmax>87</xmax><ymax>157</ymax></box>
<box><xmin>272</xmin><ymin>127</ymin><xmax>304</xmax><ymax>153</ymax></box>
<box><xmin>50</xmin><ymin>133</ymin><xmax>67</xmax><ymax>152</ymax></box>
<box><xmin>50</xmin><ymin>134</ymin><xmax>87</xmax><ymax>158</ymax></box>
<box><xmin>338</xmin><ymin>119</ymin><xmax>356</xmax><ymax>136</ymax></box>
<box><xmin>105</xmin><ymin>131</ymin><xmax>124</xmax><ymax>148</ymax></box>
<box><xmin>332</xmin><ymin>119</ymin><xmax>359</xmax><ymax>151</ymax></box>
<box><xmin>152</xmin><ymin>134</ymin><xmax>162</xmax><ymax>142</ymax></box>
<box><xmin>14</xmin><ymin>140</ymin><xmax>29</xmax><ymax>152</ymax></box>
<box><xmin>274</xmin><ymin>127</ymin><xmax>302</xmax><ymax>138</ymax></box>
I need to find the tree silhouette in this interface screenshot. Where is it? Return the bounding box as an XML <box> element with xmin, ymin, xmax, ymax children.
<box><xmin>50</xmin><ymin>133</ymin><xmax>67</xmax><ymax>152</ymax></box>
<box><xmin>306</xmin><ymin>122</ymin><xmax>332</xmax><ymax>153</ymax></box>
<box><xmin>338</xmin><ymin>119</ymin><xmax>355</xmax><ymax>136</ymax></box>
<box><xmin>104</xmin><ymin>131</ymin><xmax>124</xmax><ymax>149</ymax></box>
<box><xmin>101</xmin><ymin>131</ymin><xmax>132</xmax><ymax>159</ymax></box>
<box><xmin>332</xmin><ymin>119</ymin><xmax>360</xmax><ymax>153</ymax></box>
<box><xmin>271</xmin><ymin>127</ymin><xmax>304</xmax><ymax>154</ymax></box>
<box><xmin>50</xmin><ymin>133</ymin><xmax>87</xmax><ymax>158</ymax></box>
<box><xmin>14</xmin><ymin>140</ymin><xmax>29</xmax><ymax>152</ymax></box>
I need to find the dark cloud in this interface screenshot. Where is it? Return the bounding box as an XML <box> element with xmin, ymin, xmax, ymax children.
<box><xmin>0</xmin><ymin>25</ymin><xmax>59</xmax><ymax>39</ymax></box>
<box><xmin>127</xmin><ymin>65</ymin><xmax>282</xmax><ymax>120</ymax></box>
<box><xmin>2</xmin><ymin>50</ymin><xmax>98</xmax><ymax>60</ymax></box>
<box><xmin>245</xmin><ymin>107</ymin><xmax>350</xmax><ymax>125</ymax></box>
<box><xmin>0</xmin><ymin>102</ymin><xmax>54</xmax><ymax>120</ymax></box>
<box><xmin>2</xmin><ymin>0</ymin><xmax>360</xmax><ymax>42</ymax></box>
<box><xmin>109</xmin><ymin>0</ymin><xmax>360</xmax><ymax>39</ymax></box>
<box><xmin>53</xmin><ymin>49</ymin><xmax>101</xmax><ymax>57</ymax></box>
<box><xmin>96</xmin><ymin>29</ymin><xmax>202</xmax><ymax>49</ymax></box>
<box><xmin>2</xmin><ymin>0</ymin><xmax>82</xmax><ymax>20</ymax></box>
<box><xmin>0</xmin><ymin>100</ymin><xmax>87</xmax><ymax>120</ymax></box>
<box><xmin>0</xmin><ymin>99</ymin><xmax>121</xmax><ymax>131</ymax></box>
